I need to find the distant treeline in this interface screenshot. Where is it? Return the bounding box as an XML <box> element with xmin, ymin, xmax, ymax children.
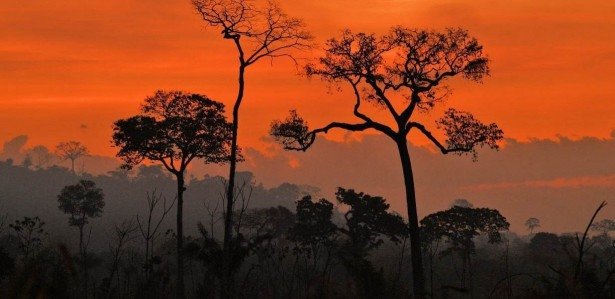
<box><xmin>0</xmin><ymin>159</ymin><xmax>315</xmax><ymax>251</ymax></box>
<box><xmin>1</xmin><ymin>159</ymin><xmax>615</xmax><ymax>298</ymax></box>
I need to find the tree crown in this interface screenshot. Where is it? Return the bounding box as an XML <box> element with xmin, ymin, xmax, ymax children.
<box><xmin>57</xmin><ymin>180</ymin><xmax>105</xmax><ymax>227</ymax></box>
<box><xmin>271</xmin><ymin>27</ymin><xmax>503</xmax><ymax>160</ymax></box>
<box><xmin>336</xmin><ymin>188</ymin><xmax>407</xmax><ymax>250</ymax></box>
<box><xmin>420</xmin><ymin>205</ymin><xmax>509</xmax><ymax>252</ymax></box>
<box><xmin>193</xmin><ymin>0</ymin><xmax>313</xmax><ymax>66</ymax></box>
<box><xmin>56</xmin><ymin>141</ymin><xmax>89</xmax><ymax>161</ymax></box>
<box><xmin>112</xmin><ymin>90</ymin><xmax>233</xmax><ymax>173</ymax></box>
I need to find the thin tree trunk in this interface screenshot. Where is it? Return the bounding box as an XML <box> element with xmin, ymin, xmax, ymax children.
<box><xmin>79</xmin><ymin>225</ymin><xmax>84</xmax><ymax>260</ymax></box>
<box><xmin>176</xmin><ymin>173</ymin><xmax>186</xmax><ymax>299</ymax></box>
<box><xmin>71</xmin><ymin>158</ymin><xmax>76</xmax><ymax>174</ymax></box>
<box><xmin>222</xmin><ymin>63</ymin><xmax>246</xmax><ymax>298</ymax></box>
<box><xmin>78</xmin><ymin>224</ymin><xmax>89</xmax><ymax>298</ymax></box>
<box><xmin>396</xmin><ymin>139</ymin><xmax>426</xmax><ymax>298</ymax></box>
<box><xmin>430</xmin><ymin>245</ymin><xmax>434</xmax><ymax>298</ymax></box>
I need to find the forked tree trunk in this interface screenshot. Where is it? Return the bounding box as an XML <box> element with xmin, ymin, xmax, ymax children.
<box><xmin>396</xmin><ymin>139</ymin><xmax>426</xmax><ymax>298</ymax></box>
<box><xmin>176</xmin><ymin>173</ymin><xmax>186</xmax><ymax>299</ymax></box>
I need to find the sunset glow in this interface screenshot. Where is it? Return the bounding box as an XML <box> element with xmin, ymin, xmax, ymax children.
<box><xmin>1</xmin><ymin>0</ymin><xmax>614</xmax><ymax>155</ymax></box>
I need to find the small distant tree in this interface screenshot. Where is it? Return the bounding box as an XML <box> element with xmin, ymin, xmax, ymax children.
<box><xmin>590</xmin><ymin>219</ymin><xmax>615</xmax><ymax>236</ymax></box>
<box><xmin>57</xmin><ymin>179</ymin><xmax>105</xmax><ymax>296</ymax></box>
<box><xmin>9</xmin><ymin>216</ymin><xmax>47</xmax><ymax>261</ymax></box>
<box><xmin>56</xmin><ymin>141</ymin><xmax>89</xmax><ymax>173</ymax></box>
<box><xmin>525</xmin><ymin>217</ymin><xmax>541</xmax><ymax>234</ymax></box>
<box><xmin>102</xmin><ymin>219</ymin><xmax>138</xmax><ymax>297</ymax></box>
<box><xmin>271</xmin><ymin>27</ymin><xmax>503</xmax><ymax>297</ymax></box>
<box><xmin>112</xmin><ymin>90</ymin><xmax>233</xmax><ymax>298</ymax></box>
<box><xmin>27</xmin><ymin>145</ymin><xmax>55</xmax><ymax>169</ymax></box>
<box><xmin>136</xmin><ymin>191</ymin><xmax>175</xmax><ymax>281</ymax></box>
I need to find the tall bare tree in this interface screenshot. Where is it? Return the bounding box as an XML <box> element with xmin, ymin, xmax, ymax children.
<box><xmin>112</xmin><ymin>90</ymin><xmax>232</xmax><ymax>299</ymax></box>
<box><xmin>136</xmin><ymin>191</ymin><xmax>175</xmax><ymax>281</ymax></box>
<box><xmin>271</xmin><ymin>27</ymin><xmax>503</xmax><ymax>297</ymax></box>
<box><xmin>56</xmin><ymin>141</ymin><xmax>89</xmax><ymax>173</ymax></box>
<box><xmin>103</xmin><ymin>219</ymin><xmax>138</xmax><ymax>298</ymax></box>
<box><xmin>192</xmin><ymin>0</ymin><xmax>312</xmax><ymax>295</ymax></box>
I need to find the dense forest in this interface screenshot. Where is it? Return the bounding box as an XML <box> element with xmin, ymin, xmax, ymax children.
<box><xmin>1</xmin><ymin>161</ymin><xmax>615</xmax><ymax>298</ymax></box>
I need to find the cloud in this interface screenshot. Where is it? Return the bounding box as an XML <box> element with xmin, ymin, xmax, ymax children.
<box><xmin>1</xmin><ymin>135</ymin><xmax>28</xmax><ymax>158</ymax></box>
<box><xmin>239</xmin><ymin>133</ymin><xmax>615</xmax><ymax>233</ymax></box>
<box><xmin>463</xmin><ymin>175</ymin><xmax>615</xmax><ymax>191</ymax></box>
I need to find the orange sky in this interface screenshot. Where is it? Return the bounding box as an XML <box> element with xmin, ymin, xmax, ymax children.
<box><xmin>1</xmin><ymin>0</ymin><xmax>614</xmax><ymax>156</ymax></box>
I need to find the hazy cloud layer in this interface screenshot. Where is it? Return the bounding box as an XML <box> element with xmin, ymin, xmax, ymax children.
<box><xmin>235</xmin><ymin>133</ymin><xmax>615</xmax><ymax>233</ymax></box>
<box><xmin>2</xmin><ymin>132</ymin><xmax>615</xmax><ymax>233</ymax></box>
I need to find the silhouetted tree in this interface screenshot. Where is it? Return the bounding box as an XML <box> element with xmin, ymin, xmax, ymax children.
<box><xmin>525</xmin><ymin>217</ymin><xmax>541</xmax><ymax>234</ymax></box>
<box><xmin>336</xmin><ymin>188</ymin><xmax>407</xmax><ymax>252</ymax></box>
<box><xmin>112</xmin><ymin>90</ymin><xmax>232</xmax><ymax>299</ymax></box>
<box><xmin>9</xmin><ymin>216</ymin><xmax>47</xmax><ymax>261</ymax></box>
<box><xmin>56</xmin><ymin>141</ymin><xmax>89</xmax><ymax>173</ymax></box>
<box><xmin>420</xmin><ymin>206</ymin><xmax>509</xmax><ymax>292</ymax></box>
<box><xmin>335</xmin><ymin>188</ymin><xmax>407</xmax><ymax>298</ymax></box>
<box><xmin>271</xmin><ymin>27</ymin><xmax>503</xmax><ymax>297</ymax></box>
<box><xmin>289</xmin><ymin>195</ymin><xmax>338</xmax><ymax>296</ymax></box>
<box><xmin>57</xmin><ymin>180</ymin><xmax>105</xmax><ymax>255</ymax></box>
<box><xmin>57</xmin><ymin>179</ymin><xmax>104</xmax><ymax>297</ymax></box>
<box><xmin>136</xmin><ymin>191</ymin><xmax>175</xmax><ymax>283</ymax></box>
<box><xmin>290</xmin><ymin>196</ymin><xmax>338</xmax><ymax>255</ymax></box>
<box><xmin>191</xmin><ymin>1</ymin><xmax>312</xmax><ymax>295</ymax></box>
<box><xmin>102</xmin><ymin>219</ymin><xmax>138</xmax><ymax>298</ymax></box>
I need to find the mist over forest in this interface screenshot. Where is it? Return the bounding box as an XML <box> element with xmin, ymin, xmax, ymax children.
<box><xmin>1</xmin><ymin>132</ymin><xmax>615</xmax><ymax>298</ymax></box>
<box><xmin>2</xmin><ymin>132</ymin><xmax>613</xmax><ymax>233</ymax></box>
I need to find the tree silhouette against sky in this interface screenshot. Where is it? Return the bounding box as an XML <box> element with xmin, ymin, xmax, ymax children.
<box><xmin>271</xmin><ymin>27</ymin><xmax>503</xmax><ymax>297</ymax></box>
<box><xmin>112</xmin><ymin>90</ymin><xmax>232</xmax><ymax>299</ymax></box>
<box><xmin>192</xmin><ymin>1</ymin><xmax>312</xmax><ymax>296</ymax></box>
<box><xmin>57</xmin><ymin>179</ymin><xmax>105</xmax><ymax>297</ymax></box>
<box><xmin>56</xmin><ymin>141</ymin><xmax>89</xmax><ymax>174</ymax></box>
<box><xmin>525</xmin><ymin>217</ymin><xmax>541</xmax><ymax>234</ymax></box>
